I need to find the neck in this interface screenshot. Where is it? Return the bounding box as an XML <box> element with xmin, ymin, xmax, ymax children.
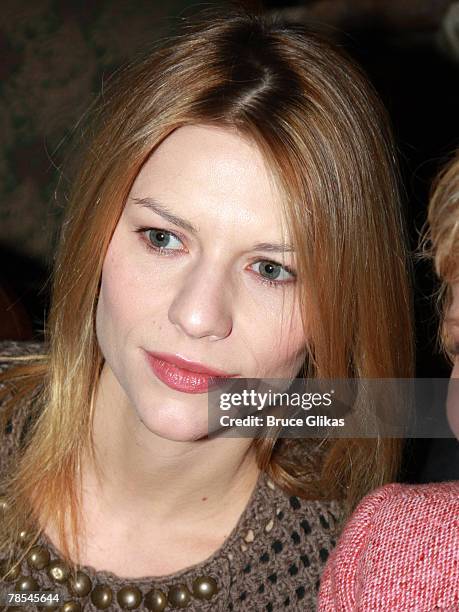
<box><xmin>81</xmin><ymin>363</ymin><xmax>260</xmax><ymax>528</ymax></box>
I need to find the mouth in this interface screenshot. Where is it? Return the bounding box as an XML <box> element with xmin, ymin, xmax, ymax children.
<box><xmin>144</xmin><ymin>350</ymin><xmax>237</xmax><ymax>394</ymax></box>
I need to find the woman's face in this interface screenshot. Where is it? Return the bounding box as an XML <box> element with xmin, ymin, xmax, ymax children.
<box><xmin>446</xmin><ymin>279</ymin><xmax>459</xmax><ymax>439</ymax></box>
<box><xmin>95</xmin><ymin>124</ymin><xmax>308</xmax><ymax>441</ymax></box>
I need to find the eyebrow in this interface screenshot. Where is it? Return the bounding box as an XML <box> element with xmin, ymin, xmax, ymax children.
<box><xmin>132</xmin><ymin>196</ymin><xmax>295</xmax><ymax>253</ymax></box>
<box><xmin>133</xmin><ymin>197</ymin><xmax>197</xmax><ymax>234</ymax></box>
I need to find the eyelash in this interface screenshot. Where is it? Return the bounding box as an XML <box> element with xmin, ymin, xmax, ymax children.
<box><xmin>133</xmin><ymin>226</ymin><xmax>297</xmax><ymax>288</ymax></box>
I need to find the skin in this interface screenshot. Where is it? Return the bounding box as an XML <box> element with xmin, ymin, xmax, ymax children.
<box><xmin>445</xmin><ymin>280</ymin><xmax>459</xmax><ymax>438</ymax></box>
<box><xmin>58</xmin><ymin>124</ymin><xmax>308</xmax><ymax>577</ymax></box>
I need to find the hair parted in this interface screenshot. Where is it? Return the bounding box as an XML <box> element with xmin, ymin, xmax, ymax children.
<box><xmin>0</xmin><ymin>4</ymin><xmax>414</xmax><ymax>572</ymax></box>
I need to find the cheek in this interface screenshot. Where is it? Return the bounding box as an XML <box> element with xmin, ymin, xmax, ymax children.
<box><xmin>275</xmin><ymin>319</ymin><xmax>307</xmax><ymax>375</ymax></box>
<box><xmin>95</xmin><ymin>267</ymin><xmax>123</xmax><ymax>360</ymax></box>
<box><xmin>446</xmin><ymin>359</ymin><xmax>459</xmax><ymax>440</ymax></box>
<box><xmin>95</xmin><ymin>244</ymin><xmax>147</xmax><ymax>352</ymax></box>
<box><xmin>247</xmin><ymin>296</ymin><xmax>307</xmax><ymax>377</ymax></box>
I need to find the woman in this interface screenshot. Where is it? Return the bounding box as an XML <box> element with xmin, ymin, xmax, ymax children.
<box><xmin>0</xmin><ymin>6</ymin><xmax>413</xmax><ymax>611</ymax></box>
<box><xmin>318</xmin><ymin>152</ymin><xmax>459</xmax><ymax>610</ymax></box>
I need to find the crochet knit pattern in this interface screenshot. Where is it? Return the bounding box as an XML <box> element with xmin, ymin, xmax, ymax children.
<box><xmin>0</xmin><ymin>340</ymin><xmax>343</xmax><ymax>611</ymax></box>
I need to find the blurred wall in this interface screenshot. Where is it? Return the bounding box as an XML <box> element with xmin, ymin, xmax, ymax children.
<box><xmin>0</xmin><ymin>0</ymin><xmax>197</xmax><ymax>333</ymax></box>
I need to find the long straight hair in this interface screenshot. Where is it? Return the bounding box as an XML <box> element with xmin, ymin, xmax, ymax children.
<box><xmin>0</xmin><ymin>5</ymin><xmax>414</xmax><ymax>571</ymax></box>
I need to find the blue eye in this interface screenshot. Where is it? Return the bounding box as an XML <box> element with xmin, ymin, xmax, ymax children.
<box><xmin>147</xmin><ymin>229</ymin><xmax>183</xmax><ymax>250</ymax></box>
<box><xmin>134</xmin><ymin>226</ymin><xmax>296</xmax><ymax>288</ymax></box>
<box><xmin>135</xmin><ymin>227</ymin><xmax>184</xmax><ymax>253</ymax></box>
<box><xmin>251</xmin><ymin>260</ymin><xmax>293</xmax><ymax>282</ymax></box>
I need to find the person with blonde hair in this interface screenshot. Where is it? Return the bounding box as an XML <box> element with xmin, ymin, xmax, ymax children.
<box><xmin>318</xmin><ymin>151</ymin><xmax>459</xmax><ymax>610</ymax></box>
<box><xmin>0</xmin><ymin>6</ymin><xmax>413</xmax><ymax>611</ymax></box>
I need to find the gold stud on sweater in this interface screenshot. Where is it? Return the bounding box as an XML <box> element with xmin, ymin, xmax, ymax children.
<box><xmin>0</xmin><ymin>502</ymin><xmax>222</xmax><ymax>609</ymax></box>
<box><xmin>2</xmin><ymin>534</ymin><xmax>220</xmax><ymax>610</ymax></box>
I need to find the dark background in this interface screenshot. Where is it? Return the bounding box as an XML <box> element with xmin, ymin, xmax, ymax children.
<box><xmin>1</xmin><ymin>0</ymin><xmax>459</xmax><ymax>481</ymax></box>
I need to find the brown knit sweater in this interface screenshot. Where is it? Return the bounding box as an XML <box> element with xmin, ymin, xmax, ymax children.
<box><xmin>0</xmin><ymin>341</ymin><xmax>343</xmax><ymax>611</ymax></box>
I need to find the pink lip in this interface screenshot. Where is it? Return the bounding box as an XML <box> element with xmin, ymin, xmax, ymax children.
<box><xmin>144</xmin><ymin>350</ymin><xmax>237</xmax><ymax>394</ymax></box>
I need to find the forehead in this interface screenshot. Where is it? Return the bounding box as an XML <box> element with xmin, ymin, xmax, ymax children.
<box><xmin>128</xmin><ymin>124</ymin><xmax>287</xmax><ymax>232</ymax></box>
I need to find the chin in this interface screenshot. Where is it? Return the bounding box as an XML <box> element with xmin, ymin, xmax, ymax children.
<box><xmin>135</xmin><ymin>403</ymin><xmax>210</xmax><ymax>442</ymax></box>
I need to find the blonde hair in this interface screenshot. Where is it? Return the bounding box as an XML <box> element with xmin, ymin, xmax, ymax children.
<box><xmin>420</xmin><ymin>150</ymin><xmax>459</xmax><ymax>361</ymax></box>
<box><xmin>0</xmin><ymin>5</ymin><xmax>414</xmax><ymax>572</ymax></box>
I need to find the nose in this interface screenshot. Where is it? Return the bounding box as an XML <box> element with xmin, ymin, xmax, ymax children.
<box><xmin>168</xmin><ymin>261</ymin><xmax>233</xmax><ymax>341</ymax></box>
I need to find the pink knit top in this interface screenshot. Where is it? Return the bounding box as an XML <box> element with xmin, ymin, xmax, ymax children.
<box><xmin>318</xmin><ymin>481</ymin><xmax>459</xmax><ymax>611</ymax></box>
